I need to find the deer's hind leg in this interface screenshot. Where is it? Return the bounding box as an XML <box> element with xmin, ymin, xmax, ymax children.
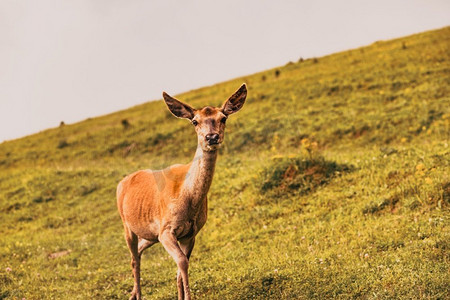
<box><xmin>124</xmin><ymin>226</ymin><xmax>142</xmax><ymax>300</ymax></box>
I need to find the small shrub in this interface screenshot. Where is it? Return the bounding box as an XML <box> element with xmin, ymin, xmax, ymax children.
<box><xmin>121</xmin><ymin>119</ymin><xmax>130</xmax><ymax>129</ymax></box>
<box><xmin>57</xmin><ymin>139</ymin><xmax>69</xmax><ymax>149</ymax></box>
<box><xmin>259</xmin><ymin>155</ymin><xmax>351</xmax><ymax>196</ymax></box>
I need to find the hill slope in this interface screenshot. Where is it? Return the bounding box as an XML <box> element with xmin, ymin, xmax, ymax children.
<box><xmin>1</xmin><ymin>27</ymin><xmax>449</xmax><ymax>299</ymax></box>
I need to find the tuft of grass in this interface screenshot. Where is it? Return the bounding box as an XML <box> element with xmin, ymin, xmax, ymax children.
<box><xmin>57</xmin><ymin>139</ymin><xmax>69</xmax><ymax>149</ymax></box>
<box><xmin>259</xmin><ymin>155</ymin><xmax>351</xmax><ymax>196</ymax></box>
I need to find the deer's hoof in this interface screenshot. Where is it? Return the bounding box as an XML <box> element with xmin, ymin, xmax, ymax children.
<box><xmin>129</xmin><ymin>294</ymin><xmax>141</xmax><ymax>300</ymax></box>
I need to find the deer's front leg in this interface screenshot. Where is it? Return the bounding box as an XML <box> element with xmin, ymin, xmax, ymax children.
<box><xmin>159</xmin><ymin>231</ymin><xmax>191</xmax><ymax>300</ymax></box>
<box><xmin>177</xmin><ymin>238</ymin><xmax>195</xmax><ymax>300</ymax></box>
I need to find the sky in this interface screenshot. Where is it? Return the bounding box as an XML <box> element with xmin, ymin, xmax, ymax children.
<box><xmin>0</xmin><ymin>0</ymin><xmax>449</xmax><ymax>142</ymax></box>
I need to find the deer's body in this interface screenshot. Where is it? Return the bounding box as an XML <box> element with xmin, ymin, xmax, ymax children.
<box><xmin>117</xmin><ymin>84</ymin><xmax>247</xmax><ymax>300</ymax></box>
<box><xmin>117</xmin><ymin>146</ymin><xmax>214</xmax><ymax>243</ymax></box>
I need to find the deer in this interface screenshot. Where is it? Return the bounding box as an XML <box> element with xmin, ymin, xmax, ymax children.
<box><xmin>117</xmin><ymin>84</ymin><xmax>247</xmax><ymax>300</ymax></box>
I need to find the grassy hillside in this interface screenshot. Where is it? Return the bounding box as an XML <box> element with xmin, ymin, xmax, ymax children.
<box><xmin>1</xmin><ymin>27</ymin><xmax>449</xmax><ymax>299</ymax></box>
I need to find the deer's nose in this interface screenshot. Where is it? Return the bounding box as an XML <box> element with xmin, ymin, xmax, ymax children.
<box><xmin>205</xmin><ymin>133</ymin><xmax>220</xmax><ymax>145</ymax></box>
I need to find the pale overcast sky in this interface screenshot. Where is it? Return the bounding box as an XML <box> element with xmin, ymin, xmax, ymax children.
<box><xmin>0</xmin><ymin>0</ymin><xmax>449</xmax><ymax>142</ymax></box>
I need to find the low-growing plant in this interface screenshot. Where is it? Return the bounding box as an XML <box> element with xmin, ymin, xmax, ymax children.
<box><xmin>259</xmin><ymin>154</ymin><xmax>352</xmax><ymax>196</ymax></box>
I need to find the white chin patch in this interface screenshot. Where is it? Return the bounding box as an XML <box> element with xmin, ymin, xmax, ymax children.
<box><xmin>206</xmin><ymin>144</ymin><xmax>221</xmax><ymax>151</ymax></box>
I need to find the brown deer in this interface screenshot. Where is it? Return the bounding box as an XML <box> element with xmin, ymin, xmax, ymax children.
<box><xmin>117</xmin><ymin>84</ymin><xmax>247</xmax><ymax>300</ymax></box>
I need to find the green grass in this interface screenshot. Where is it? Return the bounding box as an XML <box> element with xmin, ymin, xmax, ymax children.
<box><xmin>1</xmin><ymin>27</ymin><xmax>449</xmax><ymax>299</ymax></box>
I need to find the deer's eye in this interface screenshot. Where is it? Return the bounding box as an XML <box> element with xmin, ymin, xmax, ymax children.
<box><xmin>220</xmin><ymin>117</ymin><xmax>227</xmax><ymax>124</ymax></box>
<box><xmin>192</xmin><ymin>120</ymin><xmax>198</xmax><ymax>126</ymax></box>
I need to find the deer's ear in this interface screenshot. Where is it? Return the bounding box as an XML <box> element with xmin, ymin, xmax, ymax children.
<box><xmin>221</xmin><ymin>84</ymin><xmax>247</xmax><ymax>116</ymax></box>
<box><xmin>163</xmin><ymin>92</ymin><xmax>195</xmax><ymax>120</ymax></box>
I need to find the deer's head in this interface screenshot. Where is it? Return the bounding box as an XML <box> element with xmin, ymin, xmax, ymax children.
<box><xmin>163</xmin><ymin>84</ymin><xmax>247</xmax><ymax>152</ymax></box>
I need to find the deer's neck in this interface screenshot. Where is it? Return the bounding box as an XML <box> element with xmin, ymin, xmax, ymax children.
<box><xmin>182</xmin><ymin>145</ymin><xmax>218</xmax><ymax>204</ymax></box>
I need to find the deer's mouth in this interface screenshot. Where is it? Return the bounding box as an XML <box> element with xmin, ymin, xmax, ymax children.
<box><xmin>205</xmin><ymin>142</ymin><xmax>222</xmax><ymax>151</ymax></box>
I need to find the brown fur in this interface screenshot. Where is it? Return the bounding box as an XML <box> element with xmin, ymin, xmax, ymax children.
<box><xmin>117</xmin><ymin>84</ymin><xmax>247</xmax><ymax>300</ymax></box>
